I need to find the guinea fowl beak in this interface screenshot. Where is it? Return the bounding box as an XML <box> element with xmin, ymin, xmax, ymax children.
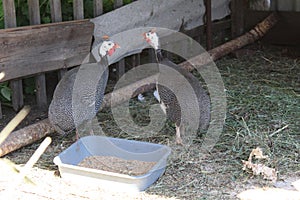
<box><xmin>114</xmin><ymin>43</ymin><xmax>120</xmax><ymax>49</ymax></box>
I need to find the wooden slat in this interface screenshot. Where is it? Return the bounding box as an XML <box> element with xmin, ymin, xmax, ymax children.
<box><xmin>131</xmin><ymin>54</ymin><xmax>140</xmax><ymax>67</ymax></box>
<box><xmin>50</xmin><ymin>0</ymin><xmax>66</xmax><ymax>80</ymax></box>
<box><xmin>113</xmin><ymin>0</ymin><xmax>125</xmax><ymax>79</ymax></box>
<box><xmin>28</xmin><ymin>0</ymin><xmax>47</xmax><ymax>109</ymax></box>
<box><xmin>0</xmin><ymin>102</ymin><xmax>2</xmax><ymax>119</ymax></box>
<box><xmin>73</xmin><ymin>0</ymin><xmax>84</xmax><ymax>20</ymax></box>
<box><xmin>2</xmin><ymin>0</ymin><xmax>17</xmax><ymax>28</ymax></box>
<box><xmin>94</xmin><ymin>0</ymin><xmax>103</xmax><ymax>17</ymax></box>
<box><xmin>116</xmin><ymin>59</ymin><xmax>125</xmax><ymax>79</ymax></box>
<box><xmin>28</xmin><ymin>0</ymin><xmax>41</xmax><ymax>25</ymax></box>
<box><xmin>0</xmin><ymin>20</ymin><xmax>94</xmax><ymax>82</ymax></box>
<box><xmin>114</xmin><ymin>0</ymin><xmax>123</xmax><ymax>9</ymax></box>
<box><xmin>231</xmin><ymin>0</ymin><xmax>247</xmax><ymax>37</ymax></box>
<box><xmin>3</xmin><ymin>0</ymin><xmax>23</xmax><ymax>111</ymax></box>
<box><xmin>35</xmin><ymin>75</ymin><xmax>47</xmax><ymax>109</ymax></box>
<box><xmin>50</xmin><ymin>0</ymin><xmax>62</xmax><ymax>22</ymax></box>
<box><xmin>204</xmin><ymin>0</ymin><xmax>212</xmax><ymax>50</ymax></box>
<box><xmin>9</xmin><ymin>81</ymin><xmax>24</xmax><ymax>111</ymax></box>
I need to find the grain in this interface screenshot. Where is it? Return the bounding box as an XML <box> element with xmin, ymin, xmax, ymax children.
<box><xmin>78</xmin><ymin>156</ymin><xmax>157</xmax><ymax>176</ymax></box>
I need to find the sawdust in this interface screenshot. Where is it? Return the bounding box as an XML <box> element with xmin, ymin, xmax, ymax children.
<box><xmin>78</xmin><ymin>156</ymin><xmax>157</xmax><ymax>176</ymax></box>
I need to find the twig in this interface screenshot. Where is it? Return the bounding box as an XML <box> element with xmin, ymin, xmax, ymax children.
<box><xmin>20</xmin><ymin>137</ymin><xmax>52</xmax><ymax>176</ymax></box>
<box><xmin>261</xmin><ymin>56</ymin><xmax>273</xmax><ymax>64</ymax></box>
<box><xmin>4</xmin><ymin>137</ymin><xmax>52</xmax><ymax>199</ymax></box>
<box><xmin>177</xmin><ymin>179</ymin><xmax>197</xmax><ymax>190</ymax></box>
<box><xmin>269</xmin><ymin>125</ymin><xmax>289</xmax><ymax>137</ymax></box>
<box><xmin>0</xmin><ymin>72</ymin><xmax>4</xmax><ymax>81</ymax></box>
<box><xmin>0</xmin><ymin>105</ymin><xmax>31</xmax><ymax>145</ymax></box>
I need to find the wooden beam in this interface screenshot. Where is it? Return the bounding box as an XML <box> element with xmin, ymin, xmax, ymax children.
<box><xmin>0</xmin><ymin>20</ymin><xmax>94</xmax><ymax>82</ymax></box>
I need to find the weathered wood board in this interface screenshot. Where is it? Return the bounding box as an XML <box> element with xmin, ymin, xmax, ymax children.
<box><xmin>0</xmin><ymin>19</ymin><xmax>94</xmax><ymax>82</ymax></box>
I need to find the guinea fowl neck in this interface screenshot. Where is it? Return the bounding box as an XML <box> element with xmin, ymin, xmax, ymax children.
<box><xmin>99</xmin><ymin>55</ymin><xmax>109</xmax><ymax>66</ymax></box>
<box><xmin>155</xmin><ymin>48</ymin><xmax>164</xmax><ymax>63</ymax></box>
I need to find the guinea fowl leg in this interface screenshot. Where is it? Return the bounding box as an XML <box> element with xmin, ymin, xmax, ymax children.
<box><xmin>175</xmin><ymin>124</ymin><xmax>184</xmax><ymax>145</ymax></box>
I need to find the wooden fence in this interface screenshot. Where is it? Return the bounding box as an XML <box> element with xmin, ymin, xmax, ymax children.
<box><xmin>0</xmin><ymin>0</ymin><xmax>131</xmax><ymax>117</ymax></box>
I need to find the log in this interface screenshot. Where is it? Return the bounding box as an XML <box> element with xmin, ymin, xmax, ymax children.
<box><xmin>0</xmin><ymin>119</ymin><xmax>55</xmax><ymax>157</ymax></box>
<box><xmin>0</xmin><ymin>13</ymin><xmax>278</xmax><ymax>157</ymax></box>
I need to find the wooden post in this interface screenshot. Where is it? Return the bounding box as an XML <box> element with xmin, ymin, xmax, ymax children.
<box><xmin>50</xmin><ymin>0</ymin><xmax>67</xmax><ymax>79</ymax></box>
<box><xmin>50</xmin><ymin>0</ymin><xmax>62</xmax><ymax>22</ymax></box>
<box><xmin>204</xmin><ymin>0</ymin><xmax>212</xmax><ymax>50</ymax></box>
<box><xmin>114</xmin><ymin>0</ymin><xmax>123</xmax><ymax>9</ymax></box>
<box><xmin>3</xmin><ymin>0</ymin><xmax>24</xmax><ymax>111</ymax></box>
<box><xmin>231</xmin><ymin>0</ymin><xmax>247</xmax><ymax>38</ymax></box>
<box><xmin>73</xmin><ymin>0</ymin><xmax>84</xmax><ymax>20</ymax></box>
<box><xmin>28</xmin><ymin>0</ymin><xmax>48</xmax><ymax>110</ymax></box>
<box><xmin>94</xmin><ymin>0</ymin><xmax>103</xmax><ymax>17</ymax></box>
<box><xmin>114</xmin><ymin>0</ymin><xmax>125</xmax><ymax>79</ymax></box>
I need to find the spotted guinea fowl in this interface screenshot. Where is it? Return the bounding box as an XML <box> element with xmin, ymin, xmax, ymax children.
<box><xmin>143</xmin><ymin>30</ymin><xmax>210</xmax><ymax>144</ymax></box>
<box><xmin>48</xmin><ymin>37</ymin><xmax>120</xmax><ymax>137</ymax></box>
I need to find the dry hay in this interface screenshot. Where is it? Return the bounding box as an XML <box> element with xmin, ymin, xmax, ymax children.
<box><xmin>1</xmin><ymin>45</ymin><xmax>299</xmax><ymax>199</ymax></box>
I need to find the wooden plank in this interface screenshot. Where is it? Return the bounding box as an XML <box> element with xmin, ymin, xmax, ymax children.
<box><xmin>28</xmin><ymin>0</ymin><xmax>47</xmax><ymax>109</ymax></box>
<box><xmin>50</xmin><ymin>0</ymin><xmax>65</xmax><ymax>81</ymax></box>
<box><xmin>3</xmin><ymin>0</ymin><xmax>23</xmax><ymax>111</ymax></box>
<box><xmin>231</xmin><ymin>0</ymin><xmax>247</xmax><ymax>38</ymax></box>
<box><xmin>9</xmin><ymin>81</ymin><xmax>24</xmax><ymax>111</ymax></box>
<box><xmin>73</xmin><ymin>0</ymin><xmax>84</xmax><ymax>20</ymax></box>
<box><xmin>35</xmin><ymin>75</ymin><xmax>47</xmax><ymax>109</ymax></box>
<box><xmin>113</xmin><ymin>0</ymin><xmax>124</xmax><ymax>79</ymax></box>
<box><xmin>131</xmin><ymin>54</ymin><xmax>140</xmax><ymax>67</ymax></box>
<box><xmin>0</xmin><ymin>20</ymin><xmax>94</xmax><ymax>82</ymax></box>
<box><xmin>94</xmin><ymin>0</ymin><xmax>103</xmax><ymax>17</ymax></box>
<box><xmin>2</xmin><ymin>0</ymin><xmax>17</xmax><ymax>28</ymax></box>
<box><xmin>116</xmin><ymin>59</ymin><xmax>125</xmax><ymax>79</ymax></box>
<box><xmin>114</xmin><ymin>0</ymin><xmax>123</xmax><ymax>9</ymax></box>
<box><xmin>0</xmin><ymin>102</ymin><xmax>2</xmax><ymax>119</ymax></box>
<box><xmin>204</xmin><ymin>0</ymin><xmax>212</xmax><ymax>50</ymax></box>
<box><xmin>50</xmin><ymin>0</ymin><xmax>62</xmax><ymax>22</ymax></box>
<box><xmin>28</xmin><ymin>0</ymin><xmax>41</xmax><ymax>25</ymax></box>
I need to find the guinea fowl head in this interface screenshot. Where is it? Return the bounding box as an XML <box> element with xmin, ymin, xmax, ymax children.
<box><xmin>99</xmin><ymin>36</ymin><xmax>120</xmax><ymax>58</ymax></box>
<box><xmin>143</xmin><ymin>29</ymin><xmax>159</xmax><ymax>50</ymax></box>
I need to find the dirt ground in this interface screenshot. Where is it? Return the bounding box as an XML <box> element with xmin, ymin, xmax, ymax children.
<box><xmin>0</xmin><ymin>45</ymin><xmax>299</xmax><ymax>199</ymax></box>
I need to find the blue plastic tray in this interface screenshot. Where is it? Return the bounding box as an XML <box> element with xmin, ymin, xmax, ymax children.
<box><xmin>53</xmin><ymin>136</ymin><xmax>171</xmax><ymax>192</ymax></box>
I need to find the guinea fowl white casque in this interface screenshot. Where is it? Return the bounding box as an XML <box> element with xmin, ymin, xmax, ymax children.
<box><xmin>48</xmin><ymin>37</ymin><xmax>120</xmax><ymax>138</ymax></box>
<box><xmin>143</xmin><ymin>29</ymin><xmax>211</xmax><ymax>144</ymax></box>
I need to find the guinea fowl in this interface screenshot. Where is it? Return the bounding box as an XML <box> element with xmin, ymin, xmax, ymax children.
<box><xmin>143</xmin><ymin>30</ymin><xmax>210</xmax><ymax>144</ymax></box>
<box><xmin>48</xmin><ymin>37</ymin><xmax>120</xmax><ymax>137</ymax></box>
